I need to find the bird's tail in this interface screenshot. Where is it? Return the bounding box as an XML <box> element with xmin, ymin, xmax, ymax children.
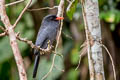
<box><xmin>33</xmin><ymin>53</ymin><xmax>40</xmax><ymax>78</ymax></box>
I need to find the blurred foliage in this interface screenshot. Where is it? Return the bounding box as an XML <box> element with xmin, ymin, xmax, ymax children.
<box><xmin>67</xmin><ymin>68</ymin><xmax>79</xmax><ymax>80</ymax></box>
<box><xmin>0</xmin><ymin>0</ymin><xmax>120</xmax><ymax>80</ymax></box>
<box><xmin>99</xmin><ymin>0</ymin><xmax>120</xmax><ymax>31</ymax></box>
<box><xmin>73</xmin><ymin>3</ymin><xmax>82</xmax><ymax>21</ymax></box>
<box><xmin>70</xmin><ymin>44</ymin><xmax>80</xmax><ymax>65</ymax></box>
<box><xmin>28</xmin><ymin>55</ymin><xmax>64</xmax><ymax>80</ymax></box>
<box><xmin>66</xmin><ymin>0</ymin><xmax>78</xmax><ymax>20</ymax></box>
<box><xmin>100</xmin><ymin>9</ymin><xmax>120</xmax><ymax>31</ymax></box>
<box><xmin>100</xmin><ymin>10</ymin><xmax>120</xmax><ymax>23</ymax></box>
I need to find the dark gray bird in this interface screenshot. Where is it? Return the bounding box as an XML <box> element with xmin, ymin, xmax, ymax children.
<box><xmin>33</xmin><ymin>14</ymin><xmax>64</xmax><ymax>78</ymax></box>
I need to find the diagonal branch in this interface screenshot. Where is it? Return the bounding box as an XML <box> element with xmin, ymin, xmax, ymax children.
<box><xmin>0</xmin><ymin>32</ymin><xmax>6</xmax><ymax>37</ymax></box>
<box><xmin>13</xmin><ymin>0</ymin><xmax>32</xmax><ymax>29</ymax></box>
<box><xmin>0</xmin><ymin>26</ymin><xmax>7</xmax><ymax>37</ymax></box>
<box><xmin>0</xmin><ymin>0</ymin><xmax>27</xmax><ymax>80</ymax></box>
<box><xmin>27</xmin><ymin>6</ymin><xmax>58</xmax><ymax>11</ymax></box>
<box><xmin>0</xmin><ymin>26</ymin><xmax>5</xmax><ymax>31</ymax></box>
<box><xmin>5</xmin><ymin>0</ymin><xmax>24</xmax><ymax>7</ymax></box>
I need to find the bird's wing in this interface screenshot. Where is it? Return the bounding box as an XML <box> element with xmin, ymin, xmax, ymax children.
<box><xmin>34</xmin><ymin>29</ymin><xmax>48</xmax><ymax>55</ymax></box>
<box><xmin>35</xmin><ymin>31</ymin><xmax>47</xmax><ymax>46</ymax></box>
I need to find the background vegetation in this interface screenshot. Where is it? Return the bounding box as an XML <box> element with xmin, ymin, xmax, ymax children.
<box><xmin>0</xmin><ymin>0</ymin><xmax>120</xmax><ymax>80</ymax></box>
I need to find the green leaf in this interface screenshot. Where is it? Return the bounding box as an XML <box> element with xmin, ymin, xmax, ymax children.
<box><xmin>66</xmin><ymin>0</ymin><xmax>78</xmax><ymax>20</ymax></box>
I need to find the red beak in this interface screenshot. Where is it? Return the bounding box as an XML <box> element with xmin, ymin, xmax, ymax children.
<box><xmin>56</xmin><ymin>17</ymin><xmax>64</xmax><ymax>20</ymax></box>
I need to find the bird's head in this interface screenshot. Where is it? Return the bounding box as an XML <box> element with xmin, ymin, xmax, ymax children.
<box><xmin>43</xmin><ymin>14</ymin><xmax>64</xmax><ymax>22</ymax></box>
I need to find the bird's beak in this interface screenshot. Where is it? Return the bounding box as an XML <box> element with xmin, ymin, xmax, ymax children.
<box><xmin>56</xmin><ymin>17</ymin><xmax>64</xmax><ymax>20</ymax></box>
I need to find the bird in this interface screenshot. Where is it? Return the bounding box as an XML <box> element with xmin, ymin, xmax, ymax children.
<box><xmin>33</xmin><ymin>14</ymin><xmax>64</xmax><ymax>78</ymax></box>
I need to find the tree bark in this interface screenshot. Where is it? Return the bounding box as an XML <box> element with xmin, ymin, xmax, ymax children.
<box><xmin>81</xmin><ymin>0</ymin><xmax>105</xmax><ymax>80</ymax></box>
<box><xmin>0</xmin><ymin>0</ymin><xmax>27</xmax><ymax>80</ymax></box>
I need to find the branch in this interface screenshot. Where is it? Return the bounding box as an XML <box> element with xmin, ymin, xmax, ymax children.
<box><xmin>62</xmin><ymin>32</ymin><xmax>73</xmax><ymax>40</ymax></box>
<box><xmin>75</xmin><ymin>45</ymin><xmax>87</xmax><ymax>70</ymax></box>
<box><xmin>0</xmin><ymin>26</ymin><xmax>5</xmax><ymax>31</ymax></box>
<box><xmin>81</xmin><ymin>2</ymin><xmax>95</xmax><ymax>79</ymax></box>
<box><xmin>75</xmin><ymin>40</ymin><xmax>94</xmax><ymax>70</ymax></box>
<box><xmin>5</xmin><ymin>0</ymin><xmax>24</xmax><ymax>7</ymax></box>
<box><xmin>13</xmin><ymin>0</ymin><xmax>32</xmax><ymax>29</ymax></box>
<box><xmin>57</xmin><ymin>0</ymin><xmax>64</xmax><ymax>17</ymax></box>
<box><xmin>27</xmin><ymin>6</ymin><xmax>58</xmax><ymax>11</ymax></box>
<box><xmin>0</xmin><ymin>26</ymin><xmax>7</xmax><ymax>37</ymax></box>
<box><xmin>0</xmin><ymin>0</ymin><xmax>27</xmax><ymax>80</ymax></box>
<box><xmin>67</xmin><ymin>0</ymin><xmax>71</xmax><ymax>3</ymax></box>
<box><xmin>54</xmin><ymin>65</ymin><xmax>64</xmax><ymax>72</ymax></box>
<box><xmin>41</xmin><ymin>0</ymin><xmax>64</xmax><ymax>80</ymax></box>
<box><xmin>16</xmin><ymin>32</ymin><xmax>53</xmax><ymax>54</ymax></box>
<box><xmin>0</xmin><ymin>32</ymin><xmax>6</xmax><ymax>37</ymax></box>
<box><xmin>102</xmin><ymin>44</ymin><xmax>116</xmax><ymax>80</ymax></box>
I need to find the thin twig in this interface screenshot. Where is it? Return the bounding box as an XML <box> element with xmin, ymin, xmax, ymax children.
<box><xmin>102</xmin><ymin>44</ymin><xmax>116</xmax><ymax>80</ymax></box>
<box><xmin>41</xmin><ymin>54</ymin><xmax>56</xmax><ymax>80</ymax></box>
<box><xmin>13</xmin><ymin>0</ymin><xmax>32</xmax><ymax>29</ymax></box>
<box><xmin>75</xmin><ymin>55</ymin><xmax>82</xmax><ymax>71</ymax></box>
<box><xmin>67</xmin><ymin>0</ymin><xmax>71</xmax><ymax>3</ymax></box>
<box><xmin>0</xmin><ymin>26</ymin><xmax>8</xmax><ymax>36</ymax></box>
<box><xmin>62</xmin><ymin>32</ymin><xmax>73</xmax><ymax>40</ymax></box>
<box><xmin>0</xmin><ymin>26</ymin><xmax>5</xmax><ymax>31</ymax></box>
<box><xmin>54</xmin><ymin>65</ymin><xmax>64</xmax><ymax>72</ymax></box>
<box><xmin>75</xmin><ymin>40</ymin><xmax>94</xmax><ymax>70</ymax></box>
<box><xmin>75</xmin><ymin>46</ymin><xmax>87</xmax><ymax>70</ymax></box>
<box><xmin>41</xmin><ymin>0</ymin><xmax>64</xmax><ymax>80</ymax></box>
<box><xmin>27</xmin><ymin>6</ymin><xmax>58</xmax><ymax>11</ymax></box>
<box><xmin>0</xmin><ymin>0</ymin><xmax>27</xmax><ymax>80</ymax></box>
<box><xmin>5</xmin><ymin>0</ymin><xmax>24</xmax><ymax>7</ymax></box>
<box><xmin>0</xmin><ymin>32</ymin><xmax>6</xmax><ymax>37</ymax></box>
